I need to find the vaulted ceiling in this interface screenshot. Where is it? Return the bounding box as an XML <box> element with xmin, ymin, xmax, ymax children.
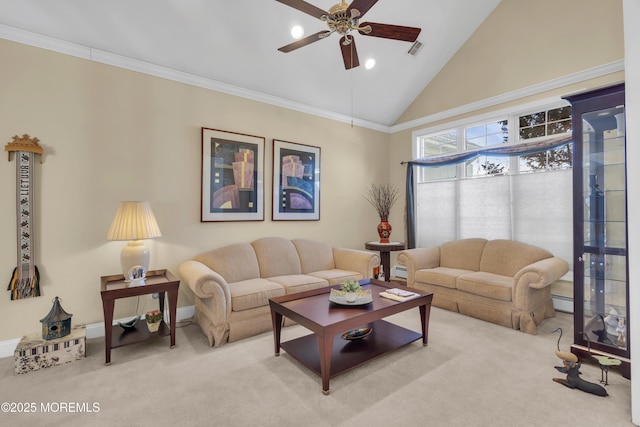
<box><xmin>0</xmin><ymin>0</ymin><xmax>501</xmax><ymax>128</ymax></box>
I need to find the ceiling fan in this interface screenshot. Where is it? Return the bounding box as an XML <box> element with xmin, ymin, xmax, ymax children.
<box><xmin>276</xmin><ymin>0</ymin><xmax>422</xmax><ymax>70</ymax></box>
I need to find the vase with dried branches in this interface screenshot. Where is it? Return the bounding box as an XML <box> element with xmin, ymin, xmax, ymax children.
<box><xmin>364</xmin><ymin>184</ymin><xmax>400</xmax><ymax>243</ymax></box>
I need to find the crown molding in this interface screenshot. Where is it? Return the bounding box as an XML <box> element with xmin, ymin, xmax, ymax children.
<box><xmin>0</xmin><ymin>24</ymin><xmax>390</xmax><ymax>133</ymax></box>
<box><xmin>0</xmin><ymin>24</ymin><xmax>625</xmax><ymax>136</ymax></box>
<box><xmin>0</xmin><ymin>24</ymin><xmax>90</xmax><ymax>59</ymax></box>
<box><xmin>390</xmin><ymin>60</ymin><xmax>625</xmax><ymax>134</ymax></box>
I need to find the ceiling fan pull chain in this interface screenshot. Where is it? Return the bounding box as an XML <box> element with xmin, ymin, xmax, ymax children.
<box><xmin>350</xmin><ymin>41</ymin><xmax>354</xmax><ymax>128</ymax></box>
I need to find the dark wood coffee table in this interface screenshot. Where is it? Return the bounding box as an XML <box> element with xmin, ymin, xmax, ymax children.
<box><xmin>269</xmin><ymin>278</ymin><xmax>433</xmax><ymax>395</ymax></box>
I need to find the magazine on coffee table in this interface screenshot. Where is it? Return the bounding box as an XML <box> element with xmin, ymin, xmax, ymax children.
<box><xmin>379</xmin><ymin>288</ymin><xmax>420</xmax><ymax>302</ymax></box>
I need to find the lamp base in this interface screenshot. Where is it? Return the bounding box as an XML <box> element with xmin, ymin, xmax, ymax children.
<box><xmin>120</xmin><ymin>240</ymin><xmax>150</xmax><ymax>281</ymax></box>
<box><xmin>127</xmin><ymin>278</ymin><xmax>147</xmax><ymax>287</ymax></box>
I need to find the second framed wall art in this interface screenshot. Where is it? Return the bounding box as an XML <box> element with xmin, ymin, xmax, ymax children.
<box><xmin>272</xmin><ymin>139</ymin><xmax>320</xmax><ymax>221</ymax></box>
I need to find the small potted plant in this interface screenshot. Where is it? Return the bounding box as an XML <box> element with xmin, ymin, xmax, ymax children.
<box><xmin>341</xmin><ymin>279</ymin><xmax>362</xmax><ymax>303</ymax></box>
<box><xmin>145</xmin><ymin>309</ymin><xmax>163</xmax><ymax>332</ymax></box>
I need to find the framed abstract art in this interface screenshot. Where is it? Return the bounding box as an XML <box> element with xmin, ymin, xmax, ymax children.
<box><xmin>201</xmin><ymin>127</ymin><xmax>264</xmax><ymax>221</ymax></box>
<box><xmin>272</xmin><ymin>139</ymin><xmax>320</xmax><ymax>221</ymax></box>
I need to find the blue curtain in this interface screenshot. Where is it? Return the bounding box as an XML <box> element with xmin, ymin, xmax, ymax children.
<box><xmin>405</xmin><ymin>165</ymin><xmax>415</xmax><ymax>249</ymax></box>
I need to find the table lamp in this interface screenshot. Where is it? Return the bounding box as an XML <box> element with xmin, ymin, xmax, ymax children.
<box><xmin>106</xmin><ymin>201</ymin><xmax>162</xmax><ymax>283</ymax></box>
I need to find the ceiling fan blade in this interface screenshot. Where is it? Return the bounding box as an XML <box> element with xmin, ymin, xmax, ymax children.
<box><xmin>339</xmin><ymin>36</ymin><xmax>360</xmax><ymax>70</ymax></box>
<box><xmin>346</xmin><ymin>0</ymin><xmax>378</xmax><ymax>19</ymax></box>
<box><xmin>278</xmin><ymin>31</ymin><xmax>331</xmax><ymax>52</ymax></box>
<box><xmin>275</xmin><ymin>0</ymin><xmax>327</xmax><ymax>19</ymax></box>
<box><xmin>359</xmin><ymin>22</ymin><xmax>421</xmax><ymax>42</ymax></box>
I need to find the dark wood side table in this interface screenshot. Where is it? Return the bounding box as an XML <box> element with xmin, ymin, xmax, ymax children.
<box><xmin>100</xmin><ymin>269</ymin><xmax>179</xmax><ymax>365</ymax></box>
<box><xmin>364</xmin><ymin>241</ymin><xmax>406</xmax><ymax>282</ymax></box>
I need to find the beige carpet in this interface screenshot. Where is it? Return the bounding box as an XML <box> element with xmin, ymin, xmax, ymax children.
<box><xmin>0</xmin><ymin>307</ymin><xmax>633</xmax><ymax>427</ymax></box>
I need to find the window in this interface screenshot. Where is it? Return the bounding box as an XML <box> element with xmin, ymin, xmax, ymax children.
<box><xmin>412</xmin><ymin>101</ymin><xmax>574</xmax><ymax>275</ymax></box>
<box><xmin>519</xmin><ymin>143</ymin><xmax>573</xmax><ymax>172</ymax></box>
<box><xmin>466</xmin><ymin>121</ymin><xmax>508</xmax><ymax>148</ymax></box>
<box><xmin>465</xmin><ymin>120</ymin><xmax>509</xmax><ymax>177</ymax></box>
<box><xmin>519</xmin><ymin>106</ymin><xmax>571</xmax><ymax>140</ymax></box>
<box><xmin>466</xmin><ymin>155</ymin><xmax>509</xmax><ymax>176</ymax></box>
<box><xmin>519</xmin><ymin>106</ymin><xmax>572</xmax><ymax>172</ymax></box>
<box><xmin>417</xmin><ymin>130</ymin><xmax>457</xmax><ymax>181</ymax></box>
<box><xmin>416</xmin><ymin>105</ymin><xmax>572</xmax><ymax>182</ymax></box>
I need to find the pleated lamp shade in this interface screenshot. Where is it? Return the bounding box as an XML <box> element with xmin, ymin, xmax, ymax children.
<box><xmin>107</xmin><ymin>201</ymin><xmax>162</xmax><ymax>281</ymax></box>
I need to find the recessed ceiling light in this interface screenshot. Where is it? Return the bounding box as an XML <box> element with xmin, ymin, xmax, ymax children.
<box><xmin>291</xmin><ymin>25</ymin><xmax>304</xmax><ymax>40</ymax></box>
<box><xmin>365</xmin><ymin>58</ymin><xmax>376</xmax><ymax>70</ymax></box>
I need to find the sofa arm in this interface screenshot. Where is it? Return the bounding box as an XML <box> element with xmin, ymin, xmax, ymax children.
<box><xmin>512</xmin><ymin>257</ymin><xmax>569</xmax><ymax>310</ymax></box>
<box><xmin>514</xmin><ymin>257</ymin><xmax>569</xmax><ymax>289</ymax></box>
<box><xmin>178</xmin><ymin>260</ymin><xmax>232</xmax><ymax>316</ymax></box>
<box><xmin>397</xmin><ymin>247</ymin><xmax>441</xmax><ymax>286</ymax></box>
<box><xmin>333</xmin><ymin>248</ymin><xmax>380</xmax><ymax>278</ymax></box>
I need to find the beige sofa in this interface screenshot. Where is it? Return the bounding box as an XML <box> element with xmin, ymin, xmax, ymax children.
<box><xmin>397</xmin><ymin>238</ymin><xmax>569</xmax><ymax>334</ymax></box>
<box><xmin>179</xmin><ymin>237</ymin><xmax>380</xmax><ymax>347</ymax></box>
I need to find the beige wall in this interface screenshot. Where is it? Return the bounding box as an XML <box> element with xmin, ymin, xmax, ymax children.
<box><xmin>397</xmin><ymin>0</ymin><xmax>624</xmax><ymax>124</ymax></box>
<box><xmin>0</xmin><ymin>39</ymin><xmax>389</xmax><ymax>341</ymax></box>
<box><xmin>0</xmin><ymin>0</ymin><xmax>627</xmax><ymax>344</ymax></box>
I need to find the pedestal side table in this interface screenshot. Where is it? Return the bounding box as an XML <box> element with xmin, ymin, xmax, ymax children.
<box><xmin>364</xmin><ymin>241</ymin><xmax>406</xmax><ymax>282</ymax></box>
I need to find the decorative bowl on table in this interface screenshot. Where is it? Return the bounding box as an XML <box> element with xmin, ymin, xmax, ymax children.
<box><xmin>329</xmin><ymin>288</ymin><xmax>373</xmax><ymax>306</ymax></box>
<box><xmin>117</xmin><ymin>316</ymin><xmax>140</xmax><ymax>331</ymax></box>
<box><xmin>341</xmin><ymin>327</ymin><xmax>373</xmax><ymax>340</ymax></box>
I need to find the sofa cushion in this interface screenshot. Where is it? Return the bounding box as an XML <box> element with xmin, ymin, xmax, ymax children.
<box><xmin>479</xmin><ymin>239</ymin><xmax>552</xmax><ymax>277</ymax></box>
<box><xmin>229</xmin><ymin>278</ymin><xmax>285</xmax><ymax>312</ymax></box>
<box><xmin>267</xmin><ymin>274</ymin><xmax>328</xmax><ymax>294</ymax></box>
<box><xmin>308</xmin><ymin>270</ymin><xmax>360</xmax><ymax>286</ymax></box>
<box><xmin>292</xmin><ymin>238</ymin><xmax>336</xmax><ymax>274</ymax></box>
<box><xmin>252</xmin><ymin>237</ymin><xmax>302</xmax><ymax>278</ymax></box>
<box><xmin>456</xmin><ymin>272</ymin><xmax>513</xmax><ymax>301</ymax></box>
<box><xmin>440</xmin><ymin>238</ymin><xmax>488</xmax><ymax>271</ymax></box>
<box><xmin>194</xmin><ymin>243</ymin><xmax>260</xmax><ymax>284</ymax></box>
<box><xmin>416</xmin><ymin>267</ymin><xmax>473</xmax><ymax>289</ymax></box>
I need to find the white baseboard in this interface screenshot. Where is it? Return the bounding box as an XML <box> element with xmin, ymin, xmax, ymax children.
<box><xmin>0</xmin><ymin>305</ymin><xmax>195</xmax><ymax>359</ymax></box>
<box><xmin>2</xmin><ymin>299</ymin><xmax>571</xmax><ymax>358</ymax></box>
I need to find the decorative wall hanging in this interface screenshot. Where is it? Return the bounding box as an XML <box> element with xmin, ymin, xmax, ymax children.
<box><xmin>201</xmin><ymin>128</ymin><xmax>264</xmax><ymax>221</ymax></box>
<box><xmin>272</xmin><ymin>139</ymin><xmax>320</xmax><ymax>221</ymax></box>
<box><xmin>5</xmin><ymin>134</ymin><xmax>43</xmax><ymax>300</ymax></box>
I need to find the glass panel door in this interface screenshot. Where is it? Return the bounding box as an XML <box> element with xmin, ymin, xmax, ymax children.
<box><xmin>580</xmin><ymin>104</ymin><xmax>627</xmax><ymax>351</ymax></box>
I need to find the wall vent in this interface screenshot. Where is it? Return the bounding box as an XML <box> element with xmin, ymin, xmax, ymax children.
<box><xmin>408</xmin><ymin>41</ymin><xmax>423</xmax><ymax>56</ymax></box>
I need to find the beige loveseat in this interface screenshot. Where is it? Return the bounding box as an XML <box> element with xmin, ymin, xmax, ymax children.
<box><xmin>397</xmin><ymin>238</ymin><xmax>569</xmax><ymax>334</ymax></box>
<box><xmin>179</xmin><ymin>237</ymin><xmax>380</xmax><ymax>347</ymax></box>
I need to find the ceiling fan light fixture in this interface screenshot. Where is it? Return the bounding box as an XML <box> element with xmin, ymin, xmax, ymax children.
<box><xmin>276</xmin><ymin>0</ymin><xmax>423</xmax><ymax>71</ymax></box>
<box><xmin>291</xmin><ymin>25</ymin><xmax>304</xmax><ymax>39</ymax></box>
<box><xmin>323</xmin><ymin>1</ymin><xmax>361</xmax><ymax>36</ymax></box>
<box><xmin>328</xmin><ymin>1</ymin><xmax>349</xmax><ymax>15</ymax></box>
